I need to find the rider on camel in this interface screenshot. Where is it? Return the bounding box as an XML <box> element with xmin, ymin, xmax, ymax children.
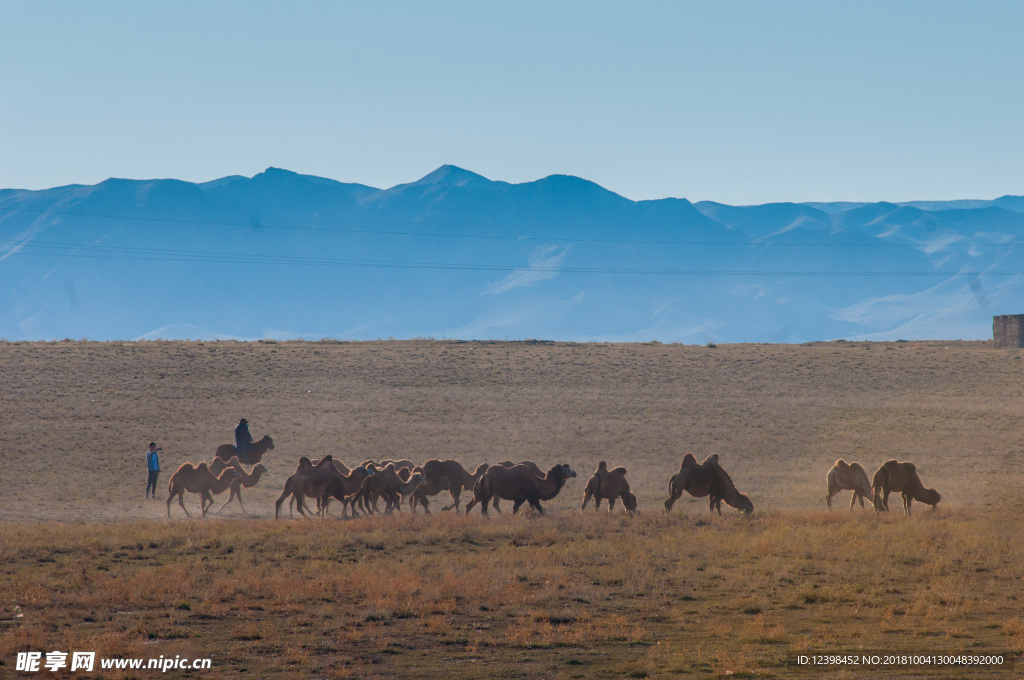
<box><xmin>235</xmin><ymin>418</ymin><xmax>254</xmax><ymax>463</ymax></box>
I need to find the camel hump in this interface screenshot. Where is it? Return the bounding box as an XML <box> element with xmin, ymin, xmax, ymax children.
<box><xmin>611</xmin><ymin>466</ymin><xmax>627</xmax><ymax>476</ymax></box>
<box><xmin>196</xmin><ymin>462</ymin><xmax>210</xmax><ymax>473</ymax></box>
<box><xmin>902</xmin><ymin>461</ymin><xmax>917</xmax><ymax>473</ymax></box>
<box><xmin>298</xmin><ymin>456</ymin><xmax>312</xmax><ymax>468</ymax></box>
<box><xmin>597</xmin><ymin>461</ymin><xmax>608</xmax><ymax>471</ymax></box>
<box><xmin>834</xmin><ymin>458</ymin><xmax>848</xmax><ymax>468</ymax></box>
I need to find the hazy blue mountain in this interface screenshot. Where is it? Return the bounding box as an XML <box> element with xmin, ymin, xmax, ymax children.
<box><xmin>1</xmin><ymin>166</ymin><xmax>1021</xmax><ymax>343</ymax></box>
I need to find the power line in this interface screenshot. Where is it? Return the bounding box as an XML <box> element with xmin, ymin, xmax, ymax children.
<box><xmin>2</xmin><ymin>237</ymin><xmax>1022</xmax><ymax>277</ymax></box>
<box><xmin>2</xmin><ymin>206</ymin><xmax>1021</xmax><ymax>249</ymax></box>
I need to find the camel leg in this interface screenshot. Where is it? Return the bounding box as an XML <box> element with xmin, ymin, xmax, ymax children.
<box><xmin>275</xmin><ymin>491</ymin><xmax>291</xmax><ymax>519</ymax></box>
<box><xmin>441</xmin><ymin>487</ymin><xmax>460</xmax><ymax>512</ymax></box>
<box><xmin>903</xmin><ymin>493</ymin><xmax>912</xmax><ymax>516</ymax></box>
<box><xmin>826</xmin><ymin>490</ymin><xmax>835</xmax><ymax>509</ymax></box>
<box><xmin>176</xmin><ymin>491</ymin><xmax>191</xmax><ymax>518</ymax></box>
<box><xmin>492</xmin><ymin>498</ymin><xmax>502</xmax><ymax>513</ymax></box>
<box><xmin>512</xmin><ymin>499</ymin><xmax>525</xmax><ymax>514</ymax></box>
<box><xmin>527</xmin><ymin>496</ymin><xmax>545</xmax><ymax>515</ymax></box>
<box><xmin>235</xmin><ymin>489</ymin><xmax>247</xmax><ymax>514</ymax></box>
<box><xmin>464</xmin><ymin>497</ymin><xmax>477</xmax><ymax>515</ymax></box>
<box><xmin>849</xmin><ymin>492</ymin><xmax>857</xmax><ymax>511</ymax></box>
<box><xmin>581</xmin><ymin>489</ymin><xmax>592</xmax><ymax>511</ymax></box>
<box><xmin>608</xmin><ymin>497</ymin><xmax>617</xmax><ymax>512</ymax></box>
<box><xmin>217</xmin><ymin>488</ymin><xmax>237</xmax><ymax>514</ymax></box>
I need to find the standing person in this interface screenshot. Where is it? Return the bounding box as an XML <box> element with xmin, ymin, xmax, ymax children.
<box><xmin>234</xmin><ymin>418</ymin><xmax>253</xmax><ymax>463</ymax></box>
<box><xmin>145</xmin><ymin>442</ymin><xmax>162</xmax><ymax>499</ymax></box>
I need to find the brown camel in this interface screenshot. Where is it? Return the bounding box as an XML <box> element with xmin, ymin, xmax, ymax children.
<box><xmin>274</xmin><ymin>455</ymin><xmax>343</xmax><ymax>519</ymax></box>
<box><xmin>216</xmin><ymin>463</ymin><xmax>269</xmax><ymax>514</ymax></box>
<box><xmin>319</xmin><ymin>465</ymin><xmax>376</xmax><ymax>518</ymax></box>
<box><xmin>349</xmin><ymin>465</ymin><xmax>424</xmax><ymax>514</ymax></box>
<box><xmin>664</xmin><ymin>453</ymin><xmax>754</xmax><ymax>515</ymax></box>
<box><xmin>901</xmin><ymin>476</ymin><xmax>942</xmax><ymax>515</ymax></box>
<box><xmin>872</xmin><ymin>460</ymin><xmax>940</xmax><ymax>514</ymax></box>
<box><xmin>410</xmin><ymin>460</ymin><xmax>489</xmax><ymax>513</ymax></box>
<box><xmin>466</xmin><ymin>463</ymin><xmax>577</xmax><ymax>516</ymax></box>
<box><xmin>166</xmin><ymin>463</ymin><xmax>240</xmax><ymax>518</ymax></box>
<box><xmin>485</xmin><ymin>460</ymin><xmax>545</xmax><ymax>513</ymax></box>
<box><xmin>215</xmin><ymin>434</ymin><xmax>275</xmax><ymax>465</ymax></box>
<box><xmin>581</xmin><ymin>461</ymin><xmax>637</xmax><ymax>513</ymax></box>
<box><xmin>826</xmin><ymin>459</ymin><xmax>873</xmax><ymax>510</ymax></box>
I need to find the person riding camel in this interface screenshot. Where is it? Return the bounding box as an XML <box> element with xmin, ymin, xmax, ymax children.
<box><xmin>234</xmin><ymin>418</ymin><xmax>254</xmax><ymax>463</ymax></box>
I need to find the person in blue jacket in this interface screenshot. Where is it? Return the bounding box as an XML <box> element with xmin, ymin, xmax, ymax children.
<box><xmin>145</xmin><ymin>442</ymin><xmax>161</xmax><ymax>499</ymax></box>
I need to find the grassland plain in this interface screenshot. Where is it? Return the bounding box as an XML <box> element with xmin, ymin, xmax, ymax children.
<box><xmin>1</xmin><ymin>339</ymin><xmax>1023</xmax><ymax>678</ymax></box>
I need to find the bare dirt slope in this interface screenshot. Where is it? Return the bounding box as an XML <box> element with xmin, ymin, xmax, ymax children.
<box><xmin>1</xmin><ymin>339</ymin><xmax>1020</xmax><ymax>521</ymax></box>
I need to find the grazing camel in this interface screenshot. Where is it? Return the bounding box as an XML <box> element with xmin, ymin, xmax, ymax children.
<box><xmin>275</xmin><ymin>456</ymin><xmax>343</xmax><ymax>519</ymax></box>
<box><xmin>466</xmin><ymin>463</ymin><xmax>577</xmax><ymax>516</ymax></box>
<box><xmin>410</xmin><ymin>460</ymin><xmax>489</xmax><ymax>513</ymax></box>
<box><xmin>664</xmin><ymin>453</ymin><xmax>754</xmax><ymax>515</ymax></box>
<box><xmin>901</xmin><ymin>476</ymin><xmax>942</xmax><ymax>515</ymax></box>
<box><xmin>166</xmin><ymin>464</ymin><xmax>241</xmax><ymax>518</ymax></box>
<box><xmin>581</xmin><ymin>461</ymin><xmax>637</xmax><ymax>513</ymax></box>
<box><xmin>215</xmin><ymin>434</ymin><xmax>275</xmax><ymax>465</ymax></box>
<box><xmin>872</xmin><ymin>460</ymin><xmax>940</xmax><ymax>514</ymax></box>
<box><xmin>216</xmin><ymin>463</ymin><xmax>269</xmax><ymax>514</ymax></box>
<box><xmin>826</xmin><ymin>459</ymin><xmax>873</xmax><ymax>510</ymax></box>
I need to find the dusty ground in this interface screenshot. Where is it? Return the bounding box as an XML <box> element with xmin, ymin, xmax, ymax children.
<box><xmin>1</xmin><ymin>340</ymin><xmax>1022</xmax><ymax>678</ymax></box>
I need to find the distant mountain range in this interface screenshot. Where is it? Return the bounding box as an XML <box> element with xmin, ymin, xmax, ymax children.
<box><xmin>2</xmin><ymin>165</ymin><xmax>1023</xmax><ymax>342</ymax></box>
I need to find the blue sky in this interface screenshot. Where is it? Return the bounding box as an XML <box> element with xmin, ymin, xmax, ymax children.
<box><xmin>2</xmin><ymin>1</ymin><xmax>1022</xmax><ymax>204</ymax></box>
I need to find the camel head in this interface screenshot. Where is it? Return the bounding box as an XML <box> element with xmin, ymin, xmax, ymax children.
<box><xmin>554</xmin><ymin>464</ymin><xmax>577</xmax><ymax>482</ymax></box>
<box><xmin>624</xmin><ymin>492</ymin><xmax>638</xmax><ymax>513</ymax></box>
<box><xmin>921</xmin><ymin>487</ymin><xmax>941</xmax><ymax>508</ymax></box>
<box><xmin>264</xmin><ymin>435</ymin><xmax>275</xmax><ymax>450</ymax></box>
<box><xmin>254</xmin><ymin>463</ymin><xmax>269</xmax><ymax>475</ymax></box>
<box><xmin>736</xmin><ymin>493</ymin><xmax>754</xmax><ymax>514</ymax></box>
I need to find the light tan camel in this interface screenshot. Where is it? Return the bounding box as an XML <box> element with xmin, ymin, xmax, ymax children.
<box><xmin>466</xmin><ymin>463</ymin><xmax>577</xmax><ymax>516</ymax></box>
<box><xmin>216</xmin><ymin>463</ymin><xmax>269</xmax><ymax>514</ymax></box>
<box><xmin>581</xmin><ymin>461</ymin><xmax>637</xmax><ymax>513</ymax></box>
<box><xmin>826</xmin><ymin>459</ymin><xmax>873</xmax><ymax>510</ymax></box>
<box><xmin>664</xmin><ymin>453</ymin><xmax>754</xmax><ymax>515</ymax></box>
<box><xmin>872</xmin><ymin>460</ymin><xmax>940</xmax><ymax>514</ymax></box>
<box><xmin>215</xmin><ymin>434</ymin><xmax>275</xmax><ymax>465</ymax></box>
<box><xmin>166</xmin><ymin>463</ymin><xmax>241</xmax><ymax>518</ymax></box>
<box><xmin>410</xmin><ymin>460</ymin><xmax>489</xmax><ymax>513</ymax></box>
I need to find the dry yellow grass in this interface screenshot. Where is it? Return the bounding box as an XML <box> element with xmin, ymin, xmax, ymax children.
<box><xmin>1</xmin><ymin>339</ymin><xmax>1023</xmax><ymax>677</ymax></box>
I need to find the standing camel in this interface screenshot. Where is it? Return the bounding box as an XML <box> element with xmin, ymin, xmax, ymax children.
<box><xmin>581</xmin><ymin>461</ymin><xmax>637</xmax><ymax>513</ymax></box>
<box><xmin>825</xmin><ymin>459</ymin><xmax>873</xmax><ymax>510</ymax></box>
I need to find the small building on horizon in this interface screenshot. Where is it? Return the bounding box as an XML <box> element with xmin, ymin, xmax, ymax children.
<box><xmin>993</xmin><ymin>314</ymin><xmax>1024</xmax><ymax>348</ymax></box>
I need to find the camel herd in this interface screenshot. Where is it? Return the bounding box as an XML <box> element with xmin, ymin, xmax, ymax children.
<box><xmin>826</xmin><ymin>458</ymin><xmax>941</xmax><ymax>515</ymax></box>
<box><xmin>164</xmin><ymin>444</ymin><xmax>941</xmax><ymax>519</ymax></box>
